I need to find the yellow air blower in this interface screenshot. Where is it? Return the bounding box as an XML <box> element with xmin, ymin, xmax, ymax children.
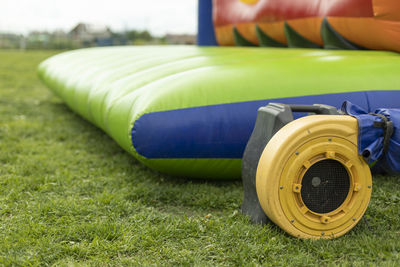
<box><xmin>241</xmin><ymin>103</ymin><xmax>372</xmax><ymax>239</ymax></box>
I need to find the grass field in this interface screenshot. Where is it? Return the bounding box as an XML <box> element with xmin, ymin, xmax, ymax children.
<box><xmin>0</xmin><ymin>49</ymin><xmax>399</xmax><ymax>266</ymax></box>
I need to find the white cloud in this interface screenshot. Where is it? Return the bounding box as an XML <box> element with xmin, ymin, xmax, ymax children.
<box><xmin>0</xmin><ymin>0</ymin><xmax>198</xmax><ymax>36</ymax></box>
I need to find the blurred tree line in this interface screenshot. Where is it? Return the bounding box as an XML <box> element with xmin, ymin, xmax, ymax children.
<box><xmin>0</xmin><ymin>26</ymin><xmax>194</xmax><ymax>50</ymax></box>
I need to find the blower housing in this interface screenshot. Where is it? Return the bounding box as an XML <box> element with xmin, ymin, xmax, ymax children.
<box><xmin>242</xmin><ymin>103</ymin><xmax>372</xmax><ymax>239</ymax></box>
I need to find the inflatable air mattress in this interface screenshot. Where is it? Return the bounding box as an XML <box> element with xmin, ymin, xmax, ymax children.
<box><xmin>38</xmin><ymin>46</ymin><xmax>400</xmax><ymax>179</ymax></box>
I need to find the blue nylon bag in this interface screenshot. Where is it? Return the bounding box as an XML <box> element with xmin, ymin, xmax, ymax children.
<box><xmin>341</xmin><ymin>101</ymin><xmax>400</xmax><ymax>175</ymax></box>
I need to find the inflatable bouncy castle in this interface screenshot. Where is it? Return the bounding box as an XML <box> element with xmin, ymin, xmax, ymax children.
<box><xmin>39</xmin><ymin>0</ymin><xmax>400</xmax><ymax>239</ymax></box>
<box><xmin>38</xmin><ymin>0</ymin><xmax>400</xmax><ymax>180</ymax></box>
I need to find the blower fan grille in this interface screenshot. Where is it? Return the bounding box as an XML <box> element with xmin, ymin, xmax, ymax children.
<box><xmin>301</xmin><ymin>159</ymin><xmax>350</xmax><ymax>214</ymax></box>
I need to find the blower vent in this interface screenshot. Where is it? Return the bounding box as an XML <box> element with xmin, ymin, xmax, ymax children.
<box><xmin>301</xmin><ymin>159</ymin><xmax>350</xmax><ymax>214</ymax></box>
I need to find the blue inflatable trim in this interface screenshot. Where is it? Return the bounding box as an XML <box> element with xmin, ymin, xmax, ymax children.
<box><xmin>342</xmin><ymin>101</ymin><xmax>400</xmax><ymax>174</ymax></box>
<box><xmin>197</xmin><ymin>0</ymin><xmax>218</xmax><ymax>46</ymax></box>
<box><xmin>131</xmin><ymin>90</ymin><xmax>400</xmax><ymax>159</ymax></box>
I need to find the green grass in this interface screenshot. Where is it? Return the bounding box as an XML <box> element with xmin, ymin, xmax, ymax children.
<box><xmin>0</xmin><ymin>49</ymin><xmax>399</xmax><ymax>266</ymax></box>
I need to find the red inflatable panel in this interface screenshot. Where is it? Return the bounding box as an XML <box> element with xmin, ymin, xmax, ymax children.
<box><xmin>213</xmin><ymin>0</ymin><xmax>373</xmax><ymax>27</ymax></box>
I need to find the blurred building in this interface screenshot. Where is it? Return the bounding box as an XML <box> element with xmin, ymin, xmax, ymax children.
<box><xmin>165</xmin><ymin>34</ymin><xmax>196</xmax><ymax>45</ymax></box>
<box><xmin>69</xmin><ymin>23</ymin><xmax>113</xmax><ymax>46</ymax></box>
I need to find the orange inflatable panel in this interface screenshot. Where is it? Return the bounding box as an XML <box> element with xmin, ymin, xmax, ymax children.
<box><xmin>213</xmin><ymin>0</ymin><xmax>400</xmax><ymax>52</ymax></box>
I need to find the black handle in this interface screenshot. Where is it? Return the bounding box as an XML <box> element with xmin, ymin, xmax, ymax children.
<box><xmin>289</xmin><ymin>104</ymin><xmax>336</xmax><ymax>114</ymax></box>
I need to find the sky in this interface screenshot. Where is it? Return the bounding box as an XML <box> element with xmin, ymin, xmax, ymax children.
<box><xmin>0</xmin><ymin>0</ymin><xmax>198</xmax><ymax>36</ymax></box>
